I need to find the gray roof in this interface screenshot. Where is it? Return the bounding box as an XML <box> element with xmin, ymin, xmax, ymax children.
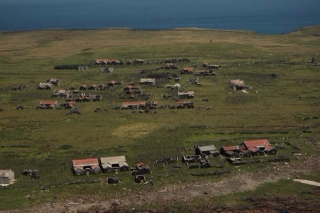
<box><xmin>100</xmin><ymin>156</ymin><xmax>128</xmax><ymax>168</ymax></box>
<box><xmin>140</xmin><ymin>78</ymin><xmax>155</xmax><ymax>83</ymax></box>
<box><xmin>0</xmin><ymin>170</ymin><xmax>14</xmax><ymax>177</ymax></box>
<box><xmin>197</xmin><ymin>145</ymin><xmax>217</xmax><ymax>152</ymax></box>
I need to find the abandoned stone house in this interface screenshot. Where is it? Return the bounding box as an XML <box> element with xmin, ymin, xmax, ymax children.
<box><xmin>182</xmin><ymin>155</ymin><xmax>202</xmax><ymax>163</ymax></box>
<box><xmin>124</xmin><ymin>85</ymin><xmax>142</xmax><ymax>94</ymax></box>
<box><xmin>177</xmin><ymin>100</ymin><xmax>194</xmax><ymax>108</ymax></box>
<box><xmin>122</xmin><ymin>101</ymin><xmax>157</xmax><ymax>109</ymax></box>
<box><xmin>79</xmin><ymin>85</ymin><xmax>88</xmax><ymax>90</ymax></box>
<box><xmin>122</xmin><ymin>101</ymin><xmax>139</xmax><ymax>109</ymax></box>
<box><xmin>240</xmin><ymin>139</ymin><xmax>277</xmax><ymax>156</ymax></box>
<box><xmin>229</xmin><ymin>79</ymin><xmax>251</xmax><ymax>90</ymax></box>
<box><xmin>107</xmin><ymin>59</ymin><xmax>123</xmax><ymax>65</ymax></box>
<box><xmin>163</xmin><ymin>63</ymin><xmax>178</xmax><ymax>69</ymax></box>
<box><xmin>195</xmin><ymin>145</ymin><xmax>220</xmax><ymax>157</ymax></box>
<box><xmin>108</xmin><ymin>80</ymin><xmax>122</xmax><ymax>87</ymax></box>
<box><xmin>100</xmin><ymin>156</ymin><xmax>129</xmax><ymax>173</ymax></box>
<box><xmin>51</xmin><ymin>89</ymin><xmax>70</xmax><ymax>97</ymax></box>
<box><xmin>208</xmin><ymin>64</ymin><xmax>221</xmax><ymax>69</ymax></box>
<box><xmin>90</xmin><ymin>94</ymin><xmax>102</xmax><ymax>101</ymax></box>
<box><xmin>78</xmin><ymin>66</ymin><xmax>88</xmax><ymax>71</ymax></box>
<box><xmin>134</xmin><ymin>161</ymin><xmax>151</xmax><ymax>174</ymax></box>
<box><xmin>220</xmin><ymin>145</ymin><xmax>252</xmax><ymax>158</ymax></box>
<box><xmin>12</xmin><ymin>84</ymin><xmax>28</xmax><ymax>90</ymax></box>
<box><xmin>133</xmin><ymin>59</ymin><xmax>144</xmax><ymax>64</ymax></box>
<box><xmin>88</xmin><ymin>84</ymin><xmax>98</xmax><ymax>90</ymax></box>
<box><xmin>194</xmin><ymin>70</ymin><xmax>216</xmax><ymax>76</ymax></box>
<box><xmin>180</xmin><ymin>67</ymin><xmax>193</xmax><ymax>74</ymax></box>
<box><xmin>95</xmin><ymin>59</ymin><xmax>108</xmax><ymax>65</ymax></box>
<box><xmin>140</xmin><ymin>101</ymin><xmax>157</xmax><ymax>109</ymax></box>
<box><xmin>60</xmin><ymin>101</ymin><xmax>76</xmax><ymax>109</ymax></box>
<box><xmin>178</xmin><ymin>91</ymin><xmax>194</xmax><ymax>99</ymax></box>
<box><xmin>100</xmin><ymin>67</ymin><xmax>114</xmax><ymax>73</ymax></box>
<box><xmin>139</xmin><ymin>78</ymin><xmax>155</xmax><ymax>86</ymax></box>
<box><xmin>72</xmin><ymin>158</ymin><xmax>101</xmax><ymax>176</ymax></box>
<box><xmin>86</xmin><ymin>83</ymin><xmax>106</xmax><ymax>91</ymax></box>
<box><xmin>38</xmin><ymin>83</ymin><xmax>53</xmax><ymax>90</ymax></box>
<box><xmin>37</xmin><ymin>100</ymin><xmax>59</xmax><ymax>109</ymax></box>
<box><xmin>0</xmin><ymin>170</ymin><xmax>14</xmax><ymax>185</ymax></box>
<box><xmin>47</xmin><ymin>78</ymin><xmax>61</xmax><ymax>85</ymax></box>
<box><xmin>202</xmin><ymin>62</ymin><xmax>209</xmax><ymax>67</ymax></box>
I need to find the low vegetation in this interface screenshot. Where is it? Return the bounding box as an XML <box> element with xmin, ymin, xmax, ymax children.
<box><xmin>0</xmin><ymin>26</ymin><xmax>319</xmax><ymax>211</ymax></box>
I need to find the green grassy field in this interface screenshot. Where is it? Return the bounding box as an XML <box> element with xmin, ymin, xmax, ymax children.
<box><xmin>0</xmin><ymin>26</ymin><xmax>319</xmax><ymax>211</ymax></box>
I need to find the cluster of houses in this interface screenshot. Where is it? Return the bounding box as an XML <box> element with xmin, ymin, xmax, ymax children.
<box><xmin>181</xmin><ymin>139</ymin><xmax>277</xmax><ymax>168</ymax></box>
<box><xmin>121</xmin><ymin>101</ymin><xmax>158</xmax><ymax>110</ymax></box>
<box><xmin>72</xmin><ymin>156</ymin><xmax>151</xmax><ymax>183</ymax></box>
<box><xmin>37</xmin><ymin>78</ymin><xmax>61</xmax><ymax>90</ymax></box>
<box><xmin>95</xmin><ymin>57</ymin><xmax>191</xmax><ymax>66</ymax></box>
<box><xmin>37</xmin><ymin>100</ymin><xmax>76</xmax><ymax>109</ymax></box>
<box><xmin>72</xmin><ymin>156</ymin><xmax>129</xmax><ymax>175</ymax></box>
<box><xmin>0</xmin><ymin>138</ymin><xmax>278</xmax><ymax>186</ymax></box>
<box><xmin>188</xmin><ymin>139</ymin><xmax>277</xmax><ymax>159</ymax></box>
<box><xmin>69</xmin><ymin>139</ymin><xmax>277</xmax><ymax>182</ymax></box>
<box><xmin>23</xmin><ymin>70</ymin><xmax>250</xmax><ymax>113</ymax></box>
<box><xmin>12</xmin><ymin>84</ymin><xmax>28</xmax><ymax>90</ymax></box>
<box><xmin>220</xmin><ymin>139</ymin><xmax>278</xmax><ymax>157</ymax></box>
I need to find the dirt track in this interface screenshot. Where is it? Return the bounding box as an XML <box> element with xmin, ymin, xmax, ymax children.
<box><xmin>20</xmin><ymin>155</ymin><xmax>319</xmax><ymax>213</ymax></box>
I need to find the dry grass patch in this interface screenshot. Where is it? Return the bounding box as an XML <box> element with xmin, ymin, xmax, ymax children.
<box><xmin>112</xmin><ymin>122</ymin><xmax>164</xmax><ymax>139</ymax></box>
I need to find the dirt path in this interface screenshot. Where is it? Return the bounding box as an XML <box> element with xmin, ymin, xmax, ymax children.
<box><xmin>15</xmin><ymin>156</ymin><xmax>320</xmax><ymax>212</ymax></box>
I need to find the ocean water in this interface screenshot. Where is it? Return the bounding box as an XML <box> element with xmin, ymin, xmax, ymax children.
<box><xmin>0</xmin><ymin>0</ymin><xmax>319</xmax><ymax>34</ymax></box>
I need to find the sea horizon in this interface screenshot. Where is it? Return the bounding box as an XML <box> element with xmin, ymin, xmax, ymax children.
<box><xmin>1</xmin><ymin>0</ymin><xmax>320</xmax><ymax>34</ymax></box>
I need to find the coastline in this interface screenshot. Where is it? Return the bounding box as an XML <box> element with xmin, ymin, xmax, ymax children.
<box><xmin>2</xmin><ymin>25</ymin><xmax>319</xmax><ymax>35</ymax></box>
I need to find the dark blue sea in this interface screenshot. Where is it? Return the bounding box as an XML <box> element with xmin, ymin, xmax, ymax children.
<box><xmin>1</xmin><ymin>0</ymin><xmax>320</xmax><ymax>34</ymax></box>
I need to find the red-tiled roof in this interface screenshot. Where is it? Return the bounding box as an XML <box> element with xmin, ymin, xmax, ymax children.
<box><xmin>40</xmin><ymin>100</ymin><xmax>57</xmax><ymax>105</ymax></box>
<box><xmin>122</xmin><ymin>101</ymin><xmax>139</xmax><ymax>106</ymax></box>
<box><xmin>72</xmin><ymin>158</ymin><xmax>99</xmax><ymax>166</ymax></box>
<box><xmin>243</xmin><ymin>139</ymin><xmax>273</xmax><ymax>151</ymax></box>
<box><xmin>183</xmin><ymin>67</ymin><xmax>193</xmax><ymax>71</ymax></box>
<box><xmin>136</xmin><ymin>161</ymin><xmax>148</xmax><ymax>167</ymax></box>
<box><xmin>243</xmin><ymin>139</ymin><xmax>270</xmax><ymax>147</ymax></box>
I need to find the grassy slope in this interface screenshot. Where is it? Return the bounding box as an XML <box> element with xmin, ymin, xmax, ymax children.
<box><xmin>0</xmin><ymin>26</ymin><xmax>319</xmax><ymax>210</ymax></box>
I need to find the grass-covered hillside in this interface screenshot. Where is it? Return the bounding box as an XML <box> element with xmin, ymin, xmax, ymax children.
<box><xmin>0</xmin><ymin>26</ymin><xmax>319</xmax><ymax>211</ymax></box>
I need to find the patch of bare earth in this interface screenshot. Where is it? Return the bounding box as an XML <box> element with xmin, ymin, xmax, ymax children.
<box><xmin>21</xmin><ymin>155</ymin><xmax>320</xmax><ymax>213</ymax></box>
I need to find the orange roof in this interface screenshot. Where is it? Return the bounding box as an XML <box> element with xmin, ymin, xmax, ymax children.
<box><xmin>72</xmin><ymin>158</ymin><xmax>99</xmax><ymax>166</ymax></box>
<box><xmin>243</xmin><ymin>139</ymin><xmax>274</xmax><ymax>151</ymax></box>
<box><xmin>122</xmin><ymin>101</ymin><xmax>139</xmax><ymax>106</ymax></box>
<box><xmin>40</xmin><ymin>100</ymin><xmax>57</xmax><ymax>105</ymax></box>
<box><xmin>243</xmin><ymin>139</ymin><xmax>270</xmax><ymax>147</ymax></box>
<box><xmin>183</xmin><ymin>67</ymin><xmax>193</xmax><ymax>71</ymax></box>
<box><xmin>136</xmin><ymin>161</ymin><xmax>148</xmax><ymax>167</ymax></box>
